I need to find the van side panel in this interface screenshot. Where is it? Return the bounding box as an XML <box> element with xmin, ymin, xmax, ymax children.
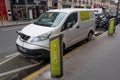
<box><xmin>79</xmin><ymin>11</ymin><xmax>95</xmax><ymax>40</ymax></box>
<box><xmin>61</xmin><ymin>10</ymin><xmax>95</xmax><ymax>49</ymax></box>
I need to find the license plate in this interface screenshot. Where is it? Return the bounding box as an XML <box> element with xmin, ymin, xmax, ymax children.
<box><xmin>18</xmin><ymin>46</ymin><xmax>26</xmax><ymax>52</ymax></box>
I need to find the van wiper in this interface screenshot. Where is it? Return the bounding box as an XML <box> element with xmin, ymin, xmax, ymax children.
<box><xmin>34</xmin><ymin>22</ymin><xmax>40</xmax><ymax>25</ymax></box>
<box><xmin>39</xmin><ymin>23</ymin><xmax>47</xmax><ymax>26</ymax></box>
<box><xmin>34</xmin><ymin>22</ymin><xmax>50</xmax><ymax>27</ymax></box>
<box><xmin>34</xmin><ymin>22</ymin><xmax>45</xmax><ymax>26</ymax></box>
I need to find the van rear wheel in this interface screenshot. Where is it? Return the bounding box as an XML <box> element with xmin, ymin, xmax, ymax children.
<box><xmin>86</xmin><ymin>32</ymin><xmax>93</xmax><ymax>41</ymax></box>
<box><xmin>63</xmin><ymin>43</ymin><xmax>65</xmax><ymax>54</ymax></box>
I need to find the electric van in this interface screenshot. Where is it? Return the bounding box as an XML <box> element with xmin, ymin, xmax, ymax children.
<box><xmin>16</xmin><ymin>9</ymin><xmax>95</xmax><ymax>58</ymax></box>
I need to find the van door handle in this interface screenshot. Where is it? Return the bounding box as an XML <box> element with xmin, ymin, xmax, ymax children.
<box><xmin>76</xmin><ymin>26</ymin><xmax>79</xmax><ymax>29</ymax></box>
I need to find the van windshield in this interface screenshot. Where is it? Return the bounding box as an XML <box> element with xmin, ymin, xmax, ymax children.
<box><xmin>34</xmin><ymin>12</ymin><xmax>66</xmax><ymax>27</ymax></box>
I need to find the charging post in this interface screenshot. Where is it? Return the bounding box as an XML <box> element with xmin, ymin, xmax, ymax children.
<box><xmin>108</xmin><ymin>18</ymin><xmax>115</xmax><ymax>36</ymax></box>
<box><xmin>49</xmin><ymin>33</ymin><xmax>63</xmax><ymax>78</ymax></box>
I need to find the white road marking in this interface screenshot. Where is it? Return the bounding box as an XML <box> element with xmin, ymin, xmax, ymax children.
<box><xmin>0</xmin><ymin>55</ymin><xmax>18</xmax><ymax>66</ymax></box>
<box><xmin>0</xmin><ymin>63</ymin><xmax>40</xmax><ymax>77</ymax></box>
<box><xmin>2</xmin><ymin>26</ymin><xmax>23</xmax><ymax>31</ymax></box>
<box><xmin>5</xmin><ymin>53</ymin><xmax>20</xmax><ymax>58</ymax></box>
<box><xmin>30</xmin><ymin>59</ymin><xmax>40</xmax><ymax>64</ymax></box>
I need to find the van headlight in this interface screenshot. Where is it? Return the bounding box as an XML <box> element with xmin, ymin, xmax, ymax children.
<box><xmin>32</xmin><ymin>33</ymin><xmax>51</xmax><ymax>42</ymax></box>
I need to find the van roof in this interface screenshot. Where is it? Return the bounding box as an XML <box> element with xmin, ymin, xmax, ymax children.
<box><xmin>48</xmin><ymin>8</ymin><xmax>94</xmax><ymax>13</ymax></box>
<box><xmin>91</xmin><ymin>8</ymin><xmax>102</xmax><ymax>10</ymax></box>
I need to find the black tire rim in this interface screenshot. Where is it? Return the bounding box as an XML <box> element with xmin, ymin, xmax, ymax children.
<box><xmin>88</xmin><ymin>32</ymin><xmax>93</xmax><ymax>40</ymax></box>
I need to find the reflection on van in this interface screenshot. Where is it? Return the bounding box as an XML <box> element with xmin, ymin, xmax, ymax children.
<box><xmin>16</xmin><ymin>9</ymin><xmax>95</xmax><ymax>59</ymax></box>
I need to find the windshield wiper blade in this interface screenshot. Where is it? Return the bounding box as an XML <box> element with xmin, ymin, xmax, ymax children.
<box><xmin>34</xmin><ymin>22</ymin><xmax>45</xmax><ymax>26</ymax></box>
<box><xmin>34</xmin><ymin>22</ymin><xmax>50</xmax><ymax>27</ymax></box>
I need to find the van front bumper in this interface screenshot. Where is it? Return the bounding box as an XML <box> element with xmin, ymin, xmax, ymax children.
<box><xmin>16</xmin><ymin>44</ymin><xmax>49</xmax><ymax>59</ymax></box>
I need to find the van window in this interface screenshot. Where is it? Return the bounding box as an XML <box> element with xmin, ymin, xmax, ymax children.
<box><xmin>34</xmin><ymin>12</ymin><xmax>66</xmax><ymax>27</ymax></box>
<box><xmin>62</xmin><ymin>12</ymin><xmax>78</xmax><ymax>31</ymax></box>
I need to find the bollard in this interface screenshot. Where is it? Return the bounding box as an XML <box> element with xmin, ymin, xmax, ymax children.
<box><xmin>49</xmin><ymin>33</ymin><xmax>63</xmax><ymax>78</ymax></box>
<box><xmin>108</xmin><ymin>18</ymin><xmax>115</xmax><ymax>36</ymax></box>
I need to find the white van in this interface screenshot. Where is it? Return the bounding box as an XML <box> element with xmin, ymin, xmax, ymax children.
<box><xmin>16</xmin><ymin>9</ymin><xmax>95</xmax><ymax>58</ymax></box>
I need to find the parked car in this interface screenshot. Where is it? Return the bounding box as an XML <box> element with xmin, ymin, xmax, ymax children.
<box><xmin>116</xmin><ymin>12</ymin><xmax>120</xmax><ymax>25</ymax></box>
<box><xmin>95</xmin><ymin>13</ymin><xmax>110</xmax><ymax>30</ymax></box>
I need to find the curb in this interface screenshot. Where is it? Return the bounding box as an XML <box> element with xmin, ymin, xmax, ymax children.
<box><xmin>0</xmin><ymin>22</ymin><xmax>32</xmax><ymax>28</ymax></box>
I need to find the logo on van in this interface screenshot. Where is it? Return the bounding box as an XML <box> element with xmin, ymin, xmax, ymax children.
<box><xmin>80</xmin><ymin>11</ymin><xmax>90</xmax><ymax>21</ymax></box>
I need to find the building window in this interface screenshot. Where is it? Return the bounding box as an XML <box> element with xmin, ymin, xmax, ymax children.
<box><xmin>90</xmin><ymin>1</ymin><xmax>92</xmax><ymax>4</ymax></box>
<box><xmin>83</xmin><ymin>1</ymin><xmax>85</xmax><ymax>4</ymax></box>
<box><xmin>74</xmin><ymin>0</ymin><xmax>77</xmax><ymax>2</ymax></box>
<box><xmin>86</xmin><ymin>1</ymin><xmax>89</xmax><ymax>4</ymax></box>
<box><xmin>27</xmin><ymin>0</ymin><xmax>34</xmax><ymax>5</ymax></box>
<box><xmin>14</xmin><ymin>0</ymin><xmax>25</xmax><ymax>5</ymax></box>
<box><xmin>69</xmin><ymin>0</ymin><xmax>72</xmax><ymax>2</ymax></box>
<box><xmin>79</xmin><ymin>0</ymin><xmax>81</xmax><ymax>3</ymax></box>
<box><xmin>63</xmin><ymin>0</ymin><xmax>67</xmax><ymax>1</ymax></box>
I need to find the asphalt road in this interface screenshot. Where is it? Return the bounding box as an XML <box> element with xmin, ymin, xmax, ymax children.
<box><xmin>0</xmin><ymin>25</ymin><xmax>25</xmax><ymax>61</ymax></box>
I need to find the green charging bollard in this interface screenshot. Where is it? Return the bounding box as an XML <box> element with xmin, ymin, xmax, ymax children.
<box><xmin>108</xmin><ymin>18</ymin><xmax>115</xmax><ymax>35</ymax></box>
<box><xmin>50</xmin><ymin>33</ymin><xmax>63</xmax><ymax>78</ymax></box>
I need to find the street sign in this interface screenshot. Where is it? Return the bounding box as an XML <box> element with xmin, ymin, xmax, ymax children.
<box><xmin>50</xmin><ymin>33</ymin><xmax>63</xmax><ymax>78</ymax></box>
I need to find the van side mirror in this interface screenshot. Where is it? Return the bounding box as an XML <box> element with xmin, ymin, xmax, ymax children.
<box><xmin>67</xmin><ymin>22</ymin><xmax>73</xmax><ymax>29</ymax></box>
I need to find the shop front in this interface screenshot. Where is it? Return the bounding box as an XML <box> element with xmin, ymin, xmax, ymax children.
<box><xmin>11</xmin><ymin>0</ymin><xmax>47</xmax><ymax>20</ymax></box>
<box><xmin>86</xmin><ymin>4</ymin><xmax>92</xmax><ymax>9</ymax></box>
<box><xmin>0</xmin><ymin>0</ymin><xmax>8</xmax><ymax>21</ymax></box>
<box><xmin>52</xmin><ymin>0</ymin><xmax>58</xmax><ymax>9</ymax></box>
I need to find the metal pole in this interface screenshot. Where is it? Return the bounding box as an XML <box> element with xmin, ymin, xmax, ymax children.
<box><xmin>10</xmin><ymin>0</ymin><xmax>14</xmax><ymax>21</ymax></box>
<box><xmin>25</xmin><ymin>0</ymin><xmax>28</xmax><ymax>20</ymax></box>
<box><xmin>36</xmin><ymin>0</ymin><xmax>39</xmax><ymax>18</ymax></box>
<box><xmin>116</xmin><ymin>0</ymin><xmax>120</xmax><ymax>17</ymax></box>
<box><xmin>116</xmin><ymin>0</ymin><xmax>120</xmax><ymax>25</ymax></box>
<box><xmin>0</xmin><ymin>16</ymin><xmax>3</xmax><ymax>26</ymax></box>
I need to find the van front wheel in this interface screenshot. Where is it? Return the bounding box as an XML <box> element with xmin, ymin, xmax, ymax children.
<box><xmin>86</xmin><ymin>32</ymin><xmax>93</xmax><ymax>41</ymax></box>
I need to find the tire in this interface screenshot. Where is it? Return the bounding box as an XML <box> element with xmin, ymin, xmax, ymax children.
<box><xmin>63</xmin><ymin>43</ymin><xmax>65</xmax><ymax>54</ymax></box>
<box><xmin>86</xmin><ymin>32</ymin><xmax>93</xmax><ymax>41</ymax></box>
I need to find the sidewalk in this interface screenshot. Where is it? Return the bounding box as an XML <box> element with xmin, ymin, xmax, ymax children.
<box><xmin>0</xmin><ymin>20</ymin><xmax>35</xmax><ymax>28</ymax></box>
<box><xmin>24</xmin><ymin>25</ymin><xmax>120</xmax><ymax>80</ymax></box>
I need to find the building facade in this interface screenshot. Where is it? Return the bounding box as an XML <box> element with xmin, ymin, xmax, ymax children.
<box><xmin>48</xmin><ymin>0</ymin><xmax>116</xmax><ymax>9</ymax></box>
<box><xmin>3</xmin><ymin>0</ymin><xmax>47</xmax><ymax>21</ymax></box>
<box><xmin>47</xmin><ymin>0</ymin><xmax>117</xmax><ymax>17</ymax></box>
<box><xmin>1</xmin><ymin>0</ymin><xmax>118</xmax><ymax>21</ymax></box>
